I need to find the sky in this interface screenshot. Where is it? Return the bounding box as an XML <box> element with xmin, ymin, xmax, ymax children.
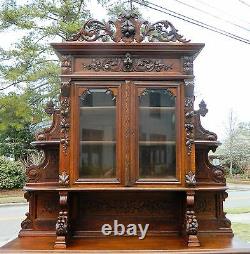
<box><xmin>87</xmin><ymin>0</ymin><xmax>250</xmax><ymax>140</ymax></box>
<box><xmin>1</xmin><ymin>0</ymin><xmax>250</xmax><ymax>140</ymax></box>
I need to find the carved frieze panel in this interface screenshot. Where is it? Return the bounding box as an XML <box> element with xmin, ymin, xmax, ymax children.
<box><xmin>74</xmin><ymin>55</ymin><xmax>180</xmax><ymax>73</ymax></box>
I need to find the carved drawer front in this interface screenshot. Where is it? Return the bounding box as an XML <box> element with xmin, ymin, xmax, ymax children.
<box><xmin>73</xmin><ymin>55</ymin><xmax>181</xmax><ymax>74</ymax></box>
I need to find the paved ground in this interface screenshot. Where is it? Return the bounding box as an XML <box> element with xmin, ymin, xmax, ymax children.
<box><xmin>0</xmin><ymin>184</ymin><xmax>250</xmax><ymax>247</ymax></box>
<box><xmin>0</xmin><ymin>204</ymin><xmax>28</xmax><ymax>247</ymax></box>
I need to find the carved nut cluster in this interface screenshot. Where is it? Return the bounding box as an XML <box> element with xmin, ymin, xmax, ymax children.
<box><xmin>186</xmin><ymin>210</ymin><xmax>198</xmax><ymax>235</ymax></box>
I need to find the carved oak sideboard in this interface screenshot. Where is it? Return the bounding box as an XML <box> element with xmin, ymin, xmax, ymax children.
<box><xmin>2</xmin><ymin>13</ymin><xmax>250</xmax><ymax>253</ymax></box>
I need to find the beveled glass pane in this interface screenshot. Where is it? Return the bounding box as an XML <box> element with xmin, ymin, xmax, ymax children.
<box><xmin>139</xmin><ymin>89</ymin><xmax>176</xmax><ymax>179</ymax></box>
<box><xmin>79</xmin><ymin>89</ymin><xmax>116</xmax><ymax>178</ymax></box>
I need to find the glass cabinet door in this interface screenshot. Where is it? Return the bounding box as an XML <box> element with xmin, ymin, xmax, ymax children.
<box><xmin>137</xmin><ymin>87</ymin><xmax>178</xmax><ymax>181</ymax></box>
<box><xmin>78</xmin><ymin>88</ymin><xmax>118</xmax><ymax>180</ymax></box>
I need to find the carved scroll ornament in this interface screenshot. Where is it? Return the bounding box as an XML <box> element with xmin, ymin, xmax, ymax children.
<box><xmin>70</xmin><ymin>13</ymin><xmax>189</xmax><ymax>43</ymax></box>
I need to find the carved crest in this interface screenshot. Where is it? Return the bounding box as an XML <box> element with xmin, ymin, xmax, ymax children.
<box><xmin>70</xmin><ymin>12</ymin><xmax>189</xmax><ymax>43</ymax></box>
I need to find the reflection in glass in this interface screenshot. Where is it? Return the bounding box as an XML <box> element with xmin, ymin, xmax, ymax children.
<box><xmin>79</xmin><ymin>89</ymin><xmax>116</xmax><ymax>178</ymax></box>
<box><xmin>139</xmin><ymin>89</ymin><xmax>176</xmax><ymax>178</ymax></box>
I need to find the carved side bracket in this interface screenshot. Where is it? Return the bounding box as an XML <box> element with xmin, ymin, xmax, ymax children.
<box><xmin>216</xmin><ymin>191</ymin><xmax>232</xmax><ymax>230</ymax></box>
<box><xmin>55</xmin><ymin>191</ymin><xmax>69</xmax><ymax>249</ymax></box>
<box><xmin>194</xmin><ymin>100</ymin><xmax>217</xmax><ymax>141</ymax></box>
<box><xmin>20</xmin><ymin>191</ymin><xmax>32</xmax><ymax>231</ymax></box>
<box><xmin>185</xmin><ymin>191</ymin><xmax>200</xmax><ymax>247</ymax></box>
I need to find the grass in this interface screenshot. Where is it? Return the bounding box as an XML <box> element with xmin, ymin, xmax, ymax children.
<box><xmin>232</xmin><ymin>223</ymin><xmax>250</xmax><ymax>243</ymax></box>
<box><xmin>0</xmin><ymin>189</ymin><xmax>26</xmax><ymax>204</ymax></box>
<box><xmin>225</xmin><ymin>207</ymin><xmax>250</xmax><ymax>214</ymax></box>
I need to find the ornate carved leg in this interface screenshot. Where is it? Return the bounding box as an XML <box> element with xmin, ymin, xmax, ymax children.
<box><xmin>54</xmin><ymin>191</ymin><xmax>69</xmax><ymax>249</ymax></box>
<box><xmin>185</xmin><ymin>190</ymin><xmax>200</xmax><ymax>247</ymax></box>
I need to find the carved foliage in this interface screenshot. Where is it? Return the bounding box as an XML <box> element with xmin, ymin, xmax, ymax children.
<box><xmin>59</xmin><ymin>171</ymin><xmax>69</xmax><ymax>186</ymax></box>
<box><xmin>83</xmin><ymin>53</ymin><xmax>173</xmax><ymax>72</ymax></box>
<box><xmin>185</xmin><ymin>171</ymin><xmax>196</xmax><ymax>187</ymax></box>
<box><xmin>70</xmin><ymin>13</ymin><xmax>189</xmax><ymax>43</ymax></box>
<box><xmin>184</xmin><ymin>79</ymin><xmax>195</xmax><ymax>156</ymax></box>
<box><xmin>186</xmin><ymin>210</ymin><xmax>198</xmax><ymax>235</ymax></box>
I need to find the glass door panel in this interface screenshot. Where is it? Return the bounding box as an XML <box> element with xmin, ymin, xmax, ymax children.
<box><xmin>79</xmin><ymin>89</ymin><xmax>116</xmax><ymax>178</ymax></box>
<box><xmin>138</xmin><ymin>88</ymin><xmax>177</xmax><ymax>179</ymax></box>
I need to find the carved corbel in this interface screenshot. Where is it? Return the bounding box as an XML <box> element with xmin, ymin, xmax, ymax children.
<box><xmin>185</xmin><ymin>191</ymin><xmax>200</xmax><ymax>247</ymax></box>
<box><xmin>61</xmin><ymin>55</ymin><xmax>72</xmax><ymax>74</ymax></box>
<box><xmin>54</xmin><ymin>191</ymin><xmax>69</xmax><ymax>249</ymax></box>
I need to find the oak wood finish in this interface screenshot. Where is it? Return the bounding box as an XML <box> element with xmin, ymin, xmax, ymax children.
<box><xmin>2</xmin><ymin>13</ymin><xmax>250</xmax><ymax>253</ymax></box>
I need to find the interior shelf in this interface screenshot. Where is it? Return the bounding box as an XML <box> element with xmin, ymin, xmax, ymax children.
<box><xmin>139</xmin><ymin>107</ymin><xmax>175</xmax><ymax>110</ymax></box>
<box><xmin>80</xmin><ymin>106</ymin><xmax>115</xmax><ymax>110</ymax></box>
<box><xmin>80</xmin><ymin>141</ymin><xmax>116</xmax><ymax>144</ymax></box>
<box><xmin>139</xmin><ymin>141</ymin><xmax>176</xmax><ymax>145</ymax></box>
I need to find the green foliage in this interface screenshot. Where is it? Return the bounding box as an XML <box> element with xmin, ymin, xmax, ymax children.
<box><xmin>0</xmin><ymin>156</ymin><xmax>26</xmax><ymax>189</ymax></box>
<box><xmin>216</xmin><ymin>122</ymin><xmax>250</xmax><ymax>175</ymax></box>
<box><xmin>0</xmin><ymin>0</ymin><xmax>143</xmax><ymax>159</ymax></box>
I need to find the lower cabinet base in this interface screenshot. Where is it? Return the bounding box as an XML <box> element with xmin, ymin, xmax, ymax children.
<box><xmin>1</xmin><ymin>235</ymin><xmax>250</xmax><ymax>253</ymax></box>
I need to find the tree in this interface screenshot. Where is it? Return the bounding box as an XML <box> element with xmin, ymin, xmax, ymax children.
<box><xmin>0</xmin><ymin>0</ymin><xmax>141</xmax><ymax>159</ymax></box>
<box><xmin>217</xmin><ymin>118</ymin><xmax>250</xmax><ymax>177</ymax></box>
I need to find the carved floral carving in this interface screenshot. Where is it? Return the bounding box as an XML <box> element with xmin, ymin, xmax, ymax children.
<box><xmin>184</xmin><ymin>79</ymin><xmax>195</xmax><ymax>156</ymax></box>
<box><xmin>83</xmin><ymin>53</ymin><xmax>173</xmax><ymax>72</ymax></box>
<box><xmin>183</xmin><ymin>56</ymin><xmax>193</xmax><ymax>75</ymax></box>
<box><xmin>59</xmin><ymin>171</ymin><xmax>69</xmax><ymax>186</ymax></box>
<box><xmin>70</xmin><ymin>13</ymin><xmax>189</xmax><ymax>43</ymax></box>
<box><xmin>60</xmin><ymin>97</ymin><xmax>70</xmax><ymax>152</ymax></box>
<box><xmin>185</xmin><ymin>171</ymin><xmax>196</xmax><ymax>187</ymax></box>
<box><xmin>61</xmin><ymin>55</ymin><xmax>72</xmax><ymax>74</ymax></box>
